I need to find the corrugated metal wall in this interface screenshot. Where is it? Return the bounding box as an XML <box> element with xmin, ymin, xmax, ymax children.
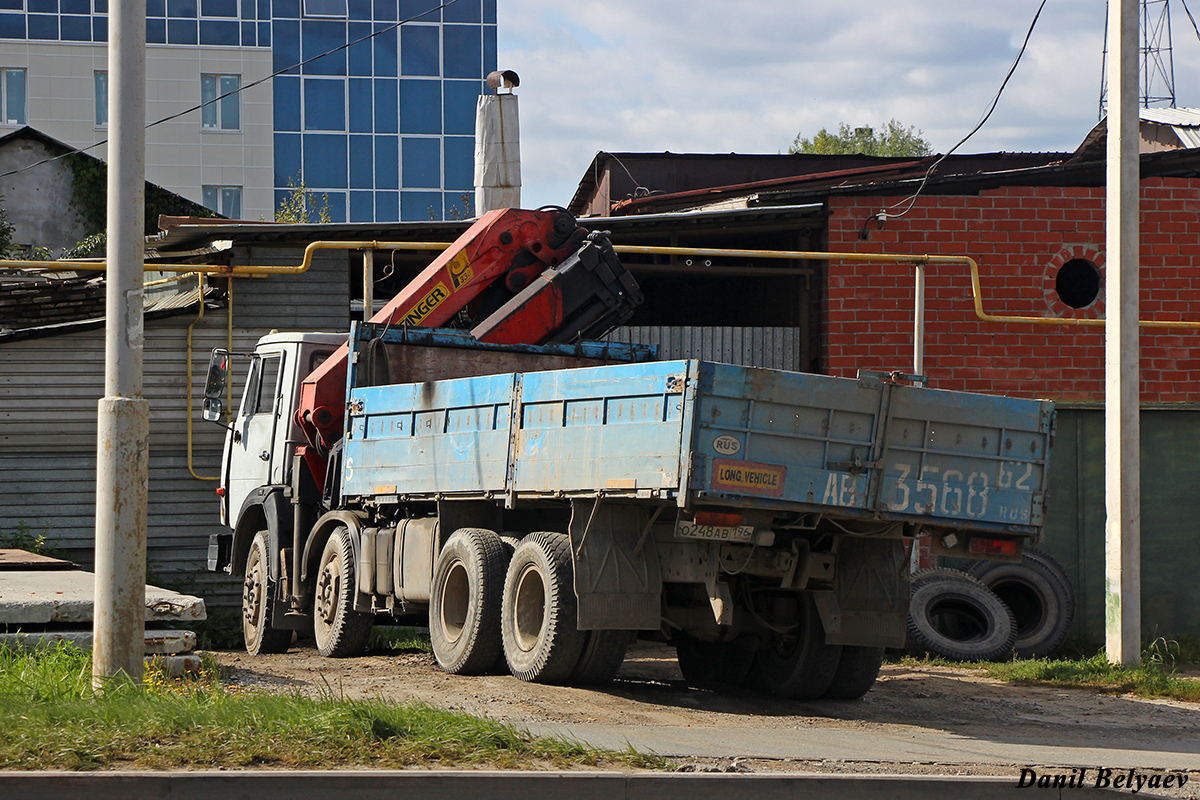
<box><xmin>227</xmin><ymin>247</ymin><xmax>351</xmax><ymax>330</ymax></box>
<box><xmin>610</xmin><ymin>326</ymin><xmax>803</xmax><ymax>371</ymax></box>
<box><xmin>0</xmin><ymin>318</ymin><xmax>285</xmax><ymax>607</ymax></box>
<box><xmin>0</xmin><ymin>252</ymin><xmax>349</xmax><ymax>609</ymax></box>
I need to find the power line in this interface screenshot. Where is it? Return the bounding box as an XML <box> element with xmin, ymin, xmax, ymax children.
<box><xmin>0</xmin><ymin>0</ymin><xmax>461</xmax><ymax>182</ymax></box>
<box><xmin>859</xmin><ymin>0</ymin><xmax>1048</xmax><ymax>239</ymax></box>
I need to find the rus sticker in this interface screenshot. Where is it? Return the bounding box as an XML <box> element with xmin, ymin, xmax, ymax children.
<box><xmin>711</xmin><ymin>458</ymin><xmax>786</xmax><ymax>497</ymax></box>
<box><xmin>712</xmin><ymin>434</ymin><xmax>742</xmax><ymax>456</ymax></box>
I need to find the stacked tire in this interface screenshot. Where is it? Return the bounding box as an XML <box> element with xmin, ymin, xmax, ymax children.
<box><xmin>965</xmin><ymin>547</ymin><xmax>1074</xmax><ymax>659</ymax></box>
<box><xmin>906</xmin><ymin>548</ymin><xmax>1075</xmax><ymax>662</ymax></box>
<box><xmin>906</xmin><ymin>567</ymin><xmax>1017</xmax><ymax>661</ymax></box>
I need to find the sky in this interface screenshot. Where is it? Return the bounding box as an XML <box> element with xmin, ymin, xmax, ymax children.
<box><xmin>496</xmin><ymin>0</ymin><xmax>1200</xmax><ymax>209</ymax></box>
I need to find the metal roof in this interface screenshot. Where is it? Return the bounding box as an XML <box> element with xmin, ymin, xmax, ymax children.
<box><xmin>1140</xmin><ymin>107</ymin><xmax>1200</xmax><ymax>148</ymax></box>
<box><xmin>145</xmin><ymin>203</ymin><xmax>829</xmax><ymax>254</ymax></box>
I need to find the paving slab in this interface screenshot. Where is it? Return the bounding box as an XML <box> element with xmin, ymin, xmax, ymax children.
<box><xmin>0</xmin><ymin>570</ymin><xmax>206</xmax><ymax>624</ymax></box>
<box><xmin>520</xmin><ymin>721</ymin><xmax>1200</xmax><ymax>774</ymax></box>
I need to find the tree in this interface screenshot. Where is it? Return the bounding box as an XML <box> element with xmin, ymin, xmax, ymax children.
<box><xmin>789</xmin><ymin>119</ymin><xmax>933</xmax><ymax>157</ymax></box>
<box><xmin>275</xmin><ymin>176</ymin><xmax>331</xmax><ymax>223</ymax></box>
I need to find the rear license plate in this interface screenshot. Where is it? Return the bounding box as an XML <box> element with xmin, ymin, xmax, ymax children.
<box><xmin>676</xmin><ymin>521</ymin><xmax>756</xmax><ymax>542</ymax></box>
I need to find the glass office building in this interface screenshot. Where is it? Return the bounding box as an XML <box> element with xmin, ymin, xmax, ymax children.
<box><xmin>0</xmin><ymin>0</ymin><xmax>496</xmax><ymax>221</ymax></box>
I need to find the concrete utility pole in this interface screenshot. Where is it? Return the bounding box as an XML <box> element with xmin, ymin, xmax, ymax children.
<box><xmin>1105</xmin><ymin>0</ymin><xmax>1142</xmax><ymax>668</ymax></box>
<box><xmin>93</xmin><ymin>0</ymin><xmax>149</xmax><ymax>688</ymax></box>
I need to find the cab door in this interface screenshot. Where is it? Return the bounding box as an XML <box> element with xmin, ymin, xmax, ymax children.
<box><xmin>227</xmin><ymin>349</ymin><xmax>286</xmax><ymax>518</ymax></box>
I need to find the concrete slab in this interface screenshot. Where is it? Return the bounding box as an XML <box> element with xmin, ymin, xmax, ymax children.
<box><xmin>0</xmin><ymin>629</ymin><xmax>197</xmax><ymax>654</ymax></box>
<box><xmin>0</xmin><ymin>549</ymin><xmax>75</xmax><ymax>570</ymax></box>
<box><xmin>0</xmin><ymin>570</ymin><xmax>206</xmax><ymax>624</ymax></box>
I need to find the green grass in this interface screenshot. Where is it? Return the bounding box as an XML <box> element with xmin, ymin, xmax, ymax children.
<box><xmin>896</xmin><ymin>643</ymin><xmax>1200</xmax><ymax>703</ymax></box>
<box><xmin>0</xmin><ymin>643</ymin><xmax>661</xmax><ymax>771</ymax></box>
<box><xmin>368</xmin><ymin>626</ymin><xmax>433</xmax><ymax>654</ymax></box>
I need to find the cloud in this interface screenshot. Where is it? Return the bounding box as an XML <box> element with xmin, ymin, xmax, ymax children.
<box><xmin>497</xmin><ymin>1</ymin><xmax>1200</xmax><ymax>208</ymax></box>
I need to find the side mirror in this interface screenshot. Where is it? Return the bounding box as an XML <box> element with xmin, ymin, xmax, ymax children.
<box><xmin>203</xmin><ymin>349</ymin><xmax>229</xmax><ymax>423</ymax></box>
<box><xmin>202</xmin><ymin>396</ymin><xmax>223</xmax><ymax>422</ymax></box>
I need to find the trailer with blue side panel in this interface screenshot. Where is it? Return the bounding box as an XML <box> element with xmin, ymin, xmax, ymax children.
<box><xmin>206</xmin><ymin>322</ymin><xmax>1053</xmax><ymax>699</ymax></box>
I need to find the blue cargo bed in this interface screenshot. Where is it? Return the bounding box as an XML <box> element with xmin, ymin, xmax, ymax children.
<box><xmin>341</xmin><ymin>329</ymin><xmax>1053</xmax><ymax>537</ymax></box>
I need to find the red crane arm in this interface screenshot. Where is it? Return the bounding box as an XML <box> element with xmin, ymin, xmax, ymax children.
<box><xmin>295</xmin><ymin>207</ymin><xmax>586</xmax><ymax>484</ymax></box>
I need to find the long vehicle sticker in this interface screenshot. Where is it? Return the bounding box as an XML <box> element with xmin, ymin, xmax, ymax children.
<box><xmin>401</xmin><ymin>283</ymin><xmax>449</xmax><ymax>326</ymax></box>
<box><xmin>711</xmin><ymin>458</ymin><xmax>786</xmax><ymax>497</ymax></box>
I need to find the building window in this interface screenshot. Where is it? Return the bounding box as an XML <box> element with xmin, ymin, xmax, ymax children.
<box><xmin>0</xmin><ymin>69</ymin><xmax>26</xmax><ymax>126</ymax></box>
<box><xmin>94</xmin><ymin>71</ymin><xmax>107</xmax><ymax>127</ymax></box>
<box><xmin>302</xmin><ymin>0</ymin><xmax>347</xmax><ymax>17</ymax></box>
<box><xmin>200</xmin><ymin>73</ymin><xmax>240</xmax><ymax>130</ymax></box>
<box><xmin>203</xmin><ymin>185</ymin><xmax>243</xmax><ymax>219</ymax></box>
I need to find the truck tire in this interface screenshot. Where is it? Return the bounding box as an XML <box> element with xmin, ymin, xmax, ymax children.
<box><xmin>821</xmin><ymin>646</ymin><xmax>885</xmax><ymax>700</ymax></box>
<box><xmin>911</xmin><ymin>566</ymin><xmax>988</xmax><ymax>587</ymax></box>
<box><xmin>313</xmin><ymin>526</ymin><xmax>373</xmax><ymax>658</ymax></box>
<box><xmin>242</xmin><ymin>531</ymin><xmax>292</xmax><ymax>655</ymax></box>
<box><xmin>965</xmin><ymin>547</ymin><xmax>1074</xmax><ymax>659</ymax></box>
<box><xmin>907</xmin><ymin>572</ymin><xmax>1016</xmax><ymax>662</ymax></box>
<box><xmin>748</xmin><ymin>593</ymin><xmax>842</xmax><ymax>700</ymax></box>
<box><xmin>498</xmin><ymin>533</ymin><xmax>523</xmax><ymax>557</ymax></box>
<box><xmin>501</xmin><ymin>532</ymin><xmax>586</xmax><ymax>684</ymax></box>
<box><xmin>570</xmin><ymin>630</ymin><xmax>632</xmax><ymax>685</ymax></box>
<box><xmin>675</xmin><ymin>634</ymin><xmax>756</xmax><ymax>688</ymax></box>
<box><xmin>429</xmin><ymin>528</ymin><xmax>506</xmax><ymax>675</ymax></box>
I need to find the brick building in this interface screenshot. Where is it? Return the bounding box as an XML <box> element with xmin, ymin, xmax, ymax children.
<box><xmin>570</xmin><ymin>145</ymin><xmax>1200</xmax><ymax>641</ymax></box>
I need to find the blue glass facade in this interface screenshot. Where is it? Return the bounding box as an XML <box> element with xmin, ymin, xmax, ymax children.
<box><xmin>0</xmin><ymin>0</ymin><xmax>497</xmax><ymax>221</ymax></box>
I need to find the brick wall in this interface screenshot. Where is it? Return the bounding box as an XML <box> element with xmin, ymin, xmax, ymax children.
<box><xmin>823</xmin><ymin>179</ymin><xmax>1200</xmax><ymax>402</ymax></box>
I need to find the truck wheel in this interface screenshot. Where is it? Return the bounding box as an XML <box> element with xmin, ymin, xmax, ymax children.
<box><xmin>965</xmin><ymin>547</ymin><xmax>1075</xmax><ymax>659</ymax></box>
<box><xmin>821</xmin><ymin>646</ymin><xmax>885</xmax><ymax>700</ymax></box>
<box><xmin>430</xmin><ymin>528</ymin><xmax>506</xmax><ymax>675</ymax></box>
<box><xmin>242</xmin><ymin>531</ymin><xmax>292</xmax><ymax>655</ymax></box>
<box><xmin>501</xmin><ymin>532</ymin><xmax>585</xmax><ymax>684</ymax></box>
<box><xmin>675</xmin><ymin>634</ymin><xmax>756</xmax><ymax>688</ymax></box>
<box><xmin>313</xmin><ymin>526</ymin><xmax>373</xmax><ymax>658</ymax></box>
<box><xmin>907</xmin><ymin>572</ymin><xmax>1016</xmax><ymax>662</ymax></box>
<box><xmin>749</xmin><ymin>594</ymin><xmax>842</xmax><ymax>700</ymax></box>
<box><xmin>570</xmin><ymin>630</ymin><xmax>632</xmax><ymax>685</ymax></box>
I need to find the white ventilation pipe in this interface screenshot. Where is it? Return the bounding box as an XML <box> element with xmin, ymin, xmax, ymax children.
<box><xmin>474</xmin><ymin>93</ymin><xmax>521</xmax><ymax>215</ymax></box>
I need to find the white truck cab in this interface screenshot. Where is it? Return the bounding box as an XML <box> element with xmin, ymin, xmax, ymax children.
<box><xmin>206</xmin><ymin>332</ymin><xmax>344</xmax><ymax>531</ymax></box>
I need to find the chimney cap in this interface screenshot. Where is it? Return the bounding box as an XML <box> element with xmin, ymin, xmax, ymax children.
<box><xmin>486</xmin><ymin>70</ymin><xmax>520</xmax><ymax>93</ymax></box>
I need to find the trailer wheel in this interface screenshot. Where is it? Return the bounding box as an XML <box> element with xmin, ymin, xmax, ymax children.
<box><xmin>675</xmin><ymin>634</ymin><xmax>756</xmax><ymax>688</ymax></box>
<box><xmin>748</xmin><ymin>593</ymin><xmax>842</xmax><ymax>700</ymax></box>
<box><xmin>242</xmin><ymin>531</ymin><xmax>292</xmax><ymax>655</ymax></box>
<box><xmin>313</xmin><ymin>526</ymin><xmax>373</xmax><ymax>658</ymax></box>
<box><xmin>907</xmin><ymin>572</ymin><xmax>1016</xmax><ymax>662</ymax></box>
<box><xmin>965</xmin><ymin>547</ymin><xmax>1075</xmax><ymax>659</ymax></box>
<box><xmin>570</xmin><ymin>630</ymin><xmax>632</xmax><ymax>685</ymax></box>
<box><xmin>501</xmin><ymin>532</ymin><xmax>585</xmax><ymax>684</ymax></box>
<box><xmin>821</xmin><ymin>646</ymin><xmax>885</xmax><ymax>700</ymax></box>
<box><xmin>429</xmin><ymin>528</ymin><xmax>506</xmax><ymax>675</ymax></box>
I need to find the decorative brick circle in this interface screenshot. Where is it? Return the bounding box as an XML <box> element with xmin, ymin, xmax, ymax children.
<box><xmin>1043</xmin><ymin>245</ymin><xmax>1105</xmax><ymax>319</ymax></box>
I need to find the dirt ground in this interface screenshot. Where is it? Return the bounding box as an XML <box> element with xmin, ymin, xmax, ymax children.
<box><xmin>208</xmin><ymin>636</ymin><xmax>1200</xmax><ymax>796</ymax></box>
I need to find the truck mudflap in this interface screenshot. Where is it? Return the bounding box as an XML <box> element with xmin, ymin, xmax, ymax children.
<box><xmin>567</xmin><ymin>499</ymin><xmax>663</xmax><ymax>630</ymax></box>
<box><xmin>691</xmin><ymin>363</ymin><xmax>1054</xmax><ymax>536</ymax></box>
<box><xmin>814</xmin><ymin>536</ymin><xmax>909</xmax><ymax>648</ymax></box>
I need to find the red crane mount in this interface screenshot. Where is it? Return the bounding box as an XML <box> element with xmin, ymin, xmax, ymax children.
<box><xmin>295</xmin><ymin>206</ymin><xmax>643</xmax><ymax>487</ymax></box>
